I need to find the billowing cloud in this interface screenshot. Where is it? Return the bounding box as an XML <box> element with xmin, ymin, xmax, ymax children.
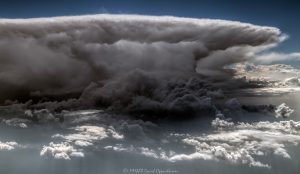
<box><xmin>0</xmin><ymin>14</ymin><xmax>284</xmax><ymax>115</ymax></box>
<box><xmin>105</xmin><ymin>117</ymin><xmax>300</xmax><ymax>168</ymax></box>
<box><xmin>52</xmin><ymin>125</ymin><xmax>123</xmax><ymax>147</ymax></box>
<box><xmin>275</xmin><ymin>103</ymin><xmax>294</xmax><ymax>118</ymax></box>
<box><xmin>0</xmin><ymin>141</ymin><xmax>18</xmax><ymax>150</ymax></box>
<box><xmin>40</xmin><ymin>142</ymin><xmax>84</xmax><ymax>160</ymax></box>
<box><xmin>0</xmin><ymin>105</ymin><xmax>299</xmax><ymax>170</ymax></box>
<box><xmin>1</xmin><ymin>14</ymin><xmax>300</xmax><ymax>173</ymax></box>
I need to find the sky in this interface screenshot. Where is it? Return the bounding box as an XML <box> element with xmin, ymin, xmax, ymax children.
<box><xmin>0</xmin><ymin>0</ymin><xmax>299</xmax><ymax>53</ymax></box>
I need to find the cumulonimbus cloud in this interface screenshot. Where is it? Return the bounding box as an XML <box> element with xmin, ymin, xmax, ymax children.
<box><xmin>0</xmin><ymin>14</ymin><xmax>285</xmax><ymax>111</ymax></box>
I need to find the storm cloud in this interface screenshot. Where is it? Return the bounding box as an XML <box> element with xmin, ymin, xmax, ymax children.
<box><xmin>0</xmin><ymin>14</ymin><xmax>284</xmax><ymax>114</ymax></box>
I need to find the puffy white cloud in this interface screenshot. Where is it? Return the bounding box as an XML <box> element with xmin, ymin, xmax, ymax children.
<box><xmin>103</xmin><ymin>116</ymin><xmax>300</xmax><ymax>168</ymax></box>
<box><xmin>52</xmin><ymin>125</ymin><xmax>112</xmax><ymax>147</ymax></box>
<box><xmin>275</xmin><ymin>103</ymin><xmax>294</xmax><ymax>118</ymax></box>
<box><xmin>40</xmin><ymin>142</ymin><xmax>84</xmax><ymax>160</ymax></box>
<box><xmin>0</xmin><ymin>141</ymin><xmax>18</xmax><ymax>151</ymax></box>
<box><xmin>169</xmin><ymin>152</ymin><xmax>214</xmax><ymax>161</ymax></box>
<box><xmin>168</xmin><ymin>118</ymin><xmax>300</xmax><ymax>168</ymax></box>
<box><xmin>211</xmin><ymin>118</ymin><xmax>234</xmax><ymax>128</ymax></box>
<box><xmin>50</xmin><ymin>111</ymin><xmax>125</xmax><ymax>150</ymax></box>
<box><xmin>236</xmin><ymin>120</ymin><xmax>300</xmax><ymax>134</ymax></box>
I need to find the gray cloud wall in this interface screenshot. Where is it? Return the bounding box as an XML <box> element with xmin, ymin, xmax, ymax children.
<box><xmin>0</xmin><ymin>14</ymin><xmax>282</xmax><ymax>105</ymax></box>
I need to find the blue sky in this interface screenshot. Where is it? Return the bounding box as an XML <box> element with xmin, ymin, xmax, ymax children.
<box><xmin>0</xmin><ymin>0</ymin><xmax>299</xmax><ymax>53</ymax></box>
